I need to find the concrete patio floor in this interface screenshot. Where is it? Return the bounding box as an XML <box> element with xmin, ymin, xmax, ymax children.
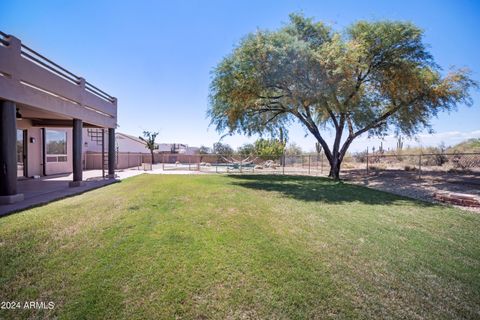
<box><xmin>0</xmin><ymin>173</ymin><xmax>117</xmax><ymax>217</ymax></box>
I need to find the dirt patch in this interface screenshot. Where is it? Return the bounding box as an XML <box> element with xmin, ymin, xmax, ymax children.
<box><xmin>342</xmin><ymin>169</ymin><xmax>480</xmax><ymax>213</ymax></box>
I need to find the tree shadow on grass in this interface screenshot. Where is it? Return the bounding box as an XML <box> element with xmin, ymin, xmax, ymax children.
<box><xmin>228</xmin><ymin>174</ymin><xmax>435</xmax><ymax>207</ymax></box>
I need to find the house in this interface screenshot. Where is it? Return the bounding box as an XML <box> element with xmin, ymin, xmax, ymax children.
<box><xmin>0</xmin><ymin>32</ymin><xmax>117</xmax><ymax>204</ymax></box>
<box><xmin>81</xmin><ymin>131</ymin><xmax>148</xmax><ymax>170</ymax></box>
<box><xmin>156</xmin><ymin>143</ymin><xmax>199</xmax><ymax>155</ymax></box>
<box><xmin>83</xmin><ymin>131</ymin><xmax>147</xmax><ymax>154</ymax></box>
<box><xmin>115</xmin><ymin>132</ymin><xmax>148</xmax><ymax>153</ymax></box>
<box><xmin>156</xmin><ymin>143</ymin><xmax>185</xmax><ymax>153</ymax></box>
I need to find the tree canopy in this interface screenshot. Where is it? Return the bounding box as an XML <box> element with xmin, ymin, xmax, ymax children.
<box><xmin>199</xmin><ymin>145</ymin><xmax>212</xmax><ymax>154</ymax></box>
<box><xmin>285</xmin><ymin>142</ymin><xmax>303</xmax><ymax>156</ymax></box>
<box><xmin>213</xmin><ymin>142</ymin><xmax>234</xmax><ymax>156</ymax></box>
<box><xmin>237</xmin><ymin>143</ymin><xmax>256</xmax><ymax>157</ymax></box>
<box><xmin>254</xmin><ymin>139</ymin><xmax>285</xmax><ymax>160</ymax></box>
<box><xmin>208</xmin><ymin>13</ymin><xmax>477</xmax><ymax>178</ymax></box>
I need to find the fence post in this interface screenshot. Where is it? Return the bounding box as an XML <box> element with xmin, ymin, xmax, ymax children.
<box><xmin>418</xmin><ymin>154</ymin><xmax>422</xmax><ymax>180</ymax></box>
<box><xmin>308</xmin><ymin>155</ymin><xmax>311</xmax><ymax>175</ymax></box>
<box><xmin>321</xmin><ymin>152</ymin><xmax>323</xmax><ymax>175</ymax></box>
<box><xmin>162</xmin><ymin>154</ymin><xmax>165</xmax><ymax>170</ymax></box>
<box><xmin>366</xmin><ymin>147</ymin><xmax>369</xmax><ymax>175</ymax></box>
<box><xmin>240</xmin><ymin>159</ymin><xmax>243</xmax><ymax>173</ymax></box>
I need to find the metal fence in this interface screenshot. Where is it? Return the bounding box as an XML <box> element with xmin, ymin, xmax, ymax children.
<box><xmin>363</xmin><ymin>152</ymin><xmax>480</xmax><ymax>174</ymax></box>
<box><xmin>85</xmin><ymin>152</ymin><xmax>148</xmax><ymax>170</ymax></box>
<box><xmin>85</xmin><ymin>151</ymin><xmax>480</xmax><ymax>179</ymax></box>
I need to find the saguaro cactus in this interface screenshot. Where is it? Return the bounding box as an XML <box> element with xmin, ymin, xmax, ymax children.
<box><xmin>397</xmin><ymin>137</ymin><xmax>404</xmax><ymax>152</ymax></box>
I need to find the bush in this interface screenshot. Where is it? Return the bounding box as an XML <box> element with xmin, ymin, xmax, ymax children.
<box><xmin>354</xmin><ymin>151</ymin><xmax>368</xmax><ymax>163</ymax></box>
<box><xmin>423</xmin><ymin>153</ymin><xmax>448</xmax><ymax>166</ymax></box>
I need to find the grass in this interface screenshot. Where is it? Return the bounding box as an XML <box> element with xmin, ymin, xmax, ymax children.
<box><xmin>1</xmin><ymin>174</ymin><xmax>479</xmax><ymax>319</ymax></box>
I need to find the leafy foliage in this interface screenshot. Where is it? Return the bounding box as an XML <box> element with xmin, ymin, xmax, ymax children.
<box><xmin>213</xmin><ymin>142</ymin><xmax>234</xmax><ymax>156</ymax></box>
<box><xmin>139</xmin><ymin>131</ymin><xmax>159</xmax><ymax>151</ymax></box>
<box><xmin>237</xmin><ymin>143</ymin><xmax>256</xmax><ymax>157</ymax></box>
<box><xmin>139</xmin><ymin>131</ymin><xmax>159</xmax><ymax>164</ymax></box>
<box><xmin>254</xmin><ymin>139</ymin><xmax>285</xmax><ymax>160</ymax></box>
<box><xmin>285</xmin><ymin>142</ymin><xmax>304</xmax><ymax>155</ymax></box>
<box><xmin>199</xmin><ymin>145</ymin><xmax>212</xmax><ymax>154</ymax></box>
<box><xmin>208</xmin><ymin>13</ymin><xmax>477</xmax><ymax>178</ymax></box>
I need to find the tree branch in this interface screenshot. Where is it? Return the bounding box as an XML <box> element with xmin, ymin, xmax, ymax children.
<box><xmin>346</xmin><ymin>114</ymin><xmax>354</xmax><ymax>136</ymax></box>
<box><xmin>262</xmin><ymin>111</ymin><xmax>284</xmax><ymax>125</ymax></box>
<box><xmin>338</xmin><ymin>94</ymin><xmax>425</xmax><ymax>160</ymax></box>
<box><xmin>292</xmin><ymin>107</ymin><xmax>333</xmax><ymax>161</ymax></box>
<box><xmin>332</xmin><ymin>113</ymin><xmax>345</xmax><ymax>159</ymax></box>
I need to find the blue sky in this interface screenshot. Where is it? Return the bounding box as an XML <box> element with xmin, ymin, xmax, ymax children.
<box><xmin>1</xmin><ymin>0</ymin><xmax>479</xmax><ymax>152</ymax></box>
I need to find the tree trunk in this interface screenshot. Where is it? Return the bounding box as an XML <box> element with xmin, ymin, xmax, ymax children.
<box><xmin>328</xmin><ymin>157</ymin><xmax>342</xmax><ymax>180</ymax></box>
<box><xmin>150</xmin><ymin>150</ymin><xmax>155</xmax><ymax>165</ymax></box>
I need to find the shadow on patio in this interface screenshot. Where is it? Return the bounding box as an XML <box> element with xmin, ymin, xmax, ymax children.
<box><xmin>0</xmin><ymin>170</ymin><xmax>118</xmax><ymax>217</ymax></box>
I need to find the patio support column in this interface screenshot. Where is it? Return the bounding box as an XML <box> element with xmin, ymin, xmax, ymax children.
<box><xmin>0</xmin><ymin>100</ymin><xmax>24</xmax><ymax>204</ymax></box>
<box><xmin>69</xmin><ymin>118</ymin><xmax>84</xmax><ymax>187</ymax></box>
<box><xmin>108</xmin><ymin>128</ymin><xmax>115</xmax><ymax>178</ymax></box>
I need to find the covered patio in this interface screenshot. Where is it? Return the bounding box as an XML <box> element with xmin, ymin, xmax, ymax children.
<box><xmin>0</xmin><ymin>171</ymin><xmax>118</xmax><ymax>216</ymax></box>
<box><xmin>0</xmin><ymin>31</ymin><xmax>118</xmax><ymax>206</ymax></box>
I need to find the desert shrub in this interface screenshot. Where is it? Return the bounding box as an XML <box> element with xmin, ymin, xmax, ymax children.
<box><xmin>452</xmin><ymin>154</ymin><xmax>480</xmax><ymax>169</ymax></box>
<box><xmin>422</xmin><ymin>143</ymin><xmax>448</xmax><ymax>166</ymax></box>
<box><xmin>354</xmin><ymin>151</ymin><xmax>368</xmax><ymax>163</ymax></box>
<box><xmin>342</xmin><ymin>162</ymin><xmax>355</xmax><ymax>169</ymax></box>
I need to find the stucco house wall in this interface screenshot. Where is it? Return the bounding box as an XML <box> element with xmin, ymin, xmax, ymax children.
<box><xmin>16</xmin><ymin>119</ymin><xmax>73</xmax><ymax>177</ymax></box>
<box><xmin>116</xmin><ymin>133</ymin><xmax>147</xmax><ymax>153</ymax></box>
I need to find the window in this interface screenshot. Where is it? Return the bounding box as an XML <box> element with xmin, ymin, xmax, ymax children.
<box><xmin>46</xmin><ymin>129</ymin><xmax>67</xmax><ymax>162</ymax></box>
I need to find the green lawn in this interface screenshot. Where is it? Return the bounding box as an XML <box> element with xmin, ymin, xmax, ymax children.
<box><xmin>1</xmin><ymin>174</ymin><xmax>479</xmax><ymax>319</ymax></box>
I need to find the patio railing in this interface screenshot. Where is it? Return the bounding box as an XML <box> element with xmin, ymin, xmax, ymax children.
<box><xmin>0</xmin><ymin>31</ymin><xmax>117</xmax><ymax>128</ymax></box>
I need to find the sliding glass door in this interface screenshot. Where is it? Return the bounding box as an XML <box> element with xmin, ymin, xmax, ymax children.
<box><xmin>17</xmin><ymin>129</ymin><xmax>27</xmax><ymax>178</ymax></box>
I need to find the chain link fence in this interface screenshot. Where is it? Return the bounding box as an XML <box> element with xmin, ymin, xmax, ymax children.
<box><xmin>357</xmin><ymin>152</ymin><xmax>480</xmax><ymax>177</ymax></box>
<box><xmin>84</xmin><ymin>151</ymin><xmax>480</xmax><ymax>180</ymax></box>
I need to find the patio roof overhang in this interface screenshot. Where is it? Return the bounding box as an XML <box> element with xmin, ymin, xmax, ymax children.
<box><xmin>0</xmin><ymin>31</ymin><xmax>117</xmax><ymax>128</ymax></box>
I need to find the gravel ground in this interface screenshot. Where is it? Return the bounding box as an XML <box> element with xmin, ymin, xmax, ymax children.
<box><xmin>342</xmin><ymin>169</ymin><xmax>480</xmax><ymax>213</ymax></box>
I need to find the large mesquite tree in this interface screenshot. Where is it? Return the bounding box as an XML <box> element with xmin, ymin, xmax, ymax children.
<box><xmin>208</xmin><ymin>14</ymin><xmax>476</xmax><ymax>179</ymax></box>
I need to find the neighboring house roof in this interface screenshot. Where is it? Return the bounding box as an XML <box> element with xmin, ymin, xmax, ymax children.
<box><xmin>116</xmin><ymin>132</ymin><xmax>147</xmax><ymax>146</ymax></box>
<box><xmin>116</xmin><ymin>135</ymin><xmax>200</xmax><ymax>153</ymax></box>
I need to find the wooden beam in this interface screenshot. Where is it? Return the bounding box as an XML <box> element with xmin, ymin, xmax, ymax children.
<box><xmin>31</xmin><ymin>119</ymin><xmax>101</xmax><ymax>128</ymax></box>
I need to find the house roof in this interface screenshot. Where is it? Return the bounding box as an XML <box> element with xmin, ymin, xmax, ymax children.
<box><xmin>116</xmin><ymin>132</ymin><xmax>147</xmax><ymax>146</ymax></box>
